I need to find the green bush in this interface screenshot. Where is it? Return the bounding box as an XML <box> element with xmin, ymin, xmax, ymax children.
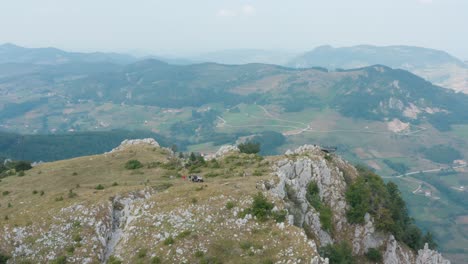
<box><xmin>95</xmin><ymin>184</ymin><xmax>105</xmax><ymax>190</ymax></box>
<box><xmin>163</xmin><ymin>236</ymin><xmax>174</xmax><ymax>245</ymax></box>
<box><xmin>151</xmin><ymin>256</ymin><xmax>162</xmax><ymax>264</ymax></box>
<box><xmin>0</xmin><ymin>253</ymin><xmax>10</xmax><ymax>264</ymax></box>
<box><xmin>272</xmin><ymin>209</ymin><xmax>288</xmax><ymax>223</ymax></box>
<box><xmin>137</xmin><ymin>248</ymin><xmax>147</xmax><ymax>258</ymax></box>
<box><xmin>249</xmin><ymin>192</ymin><xmax>274</xmax><ymax>221</ymax></box>
<box><xmin>365</xmin><ymin>248</ymin><xmax>382</xmax><ymax>262</ymax></box>
<box><xmin>238</xmin><ymin>142</ymin><xmax>261</xmax><ymax>154</ymax></box>
<box><xmin>108</xmin><ymin>256</ymin><xmax>123</xmax><ymax>264</ymax></box>
<box><xmin>51</xmin><ymin>256</ymin><xmax>67</xmax><ymax>264</ymax></box>
<box><xmin>125</xmin><ymin>159</ymin><xmax>143</xmax><ymax>170</ymax></box>
<box><xmin>225</xmin><ymin>201</ymin><xmax>236</xmax><ymax>210</ymax></box>
<box><xmin>319</xmin><ymin>242</ymin><xmax>356</xmax><ymax>264</ymax></box>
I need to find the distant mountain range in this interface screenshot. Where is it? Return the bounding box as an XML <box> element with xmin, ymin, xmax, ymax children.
<box><xmin>288</xmin><ymin>45</ymin><xmax>468</xmax><ymax>93</ymax></box>
<box><xmin>0</xmin><ymin>43</ymin><xmax>137</xmax><ymax>65</ymax></box>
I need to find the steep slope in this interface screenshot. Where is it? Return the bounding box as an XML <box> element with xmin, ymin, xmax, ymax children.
<box><xmin>0</xmin><ymin>139</ymin><xmax>450</xmax><ymax>263</ymax></box>
<box><xmin>288</xmin><ymin>45</ymin><xmax>468</xmax><ymax>93</ymax></box>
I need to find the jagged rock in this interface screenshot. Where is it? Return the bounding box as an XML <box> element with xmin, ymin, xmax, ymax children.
<box><xmin>352</xmin><ymin>213</ymin><xmax>386</xmax><ymax>254</ymax></box>
<box><xmin>416</xmin><ymin>244</ymin><xmax>451</xmax><ymax>264</ymax></box>
<box><xmin>205</xmin><ymin>145</ymin><xmax>240</xmax><ymax>160</ymax></box>
<box><xmin>107</xmin><ymin>138</ymin><xmax>160</xmax><ymax>153</ymax></box>
<box><xmin>384</xmin><ymin>235</ymin><xmax>415</xmax><ymax>264</ymax></box>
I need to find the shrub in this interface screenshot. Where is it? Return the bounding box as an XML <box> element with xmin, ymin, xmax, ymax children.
<box><xmin>108</xmin><ymin>256</ymin><xmax>123</xmax><ymax>264</ymax></box>
<box><xmin>240</xmin><ymin>241</ymin><xmax>253</xmax><ymax>250</ymax></box>
<box><xmin>32</xmin><ymin>190</ymin><xmax>38</xmax><ymax>194</ymax></box>
<box><xmin>95</xmin><ymin>184</ymin><xmax>105</xmax><ymax>190</ymax></box>
<box><xmin>163</xmin><ymin>236</ymin><xmax>174</xmax><ymax>245</ymax></box>
<box><xmin>72</xmin><ymin>233</ymin><xmax>82</xmax><ymax>242</ymax></box>
<box><xmin>125</xmin><ymin>160</ymin><xmax>143</xmax><ymax>170</ymax></box>
<box><xmin>51</xmin><ymin>256</ymin><xmax>67</xmax><ymax>264</ymax></box>
<box><xmin>191</xmin><ymin>197</ymin><xmax>198</xmax><ymax>204</ymax></box>
<box><xmin>0</xmin><ymin>253</ymin><xmax>10</xmax><ymax>264</ymax></box>
<box><xmin>365</xmin><ymin>248</ymin><xmax>382</xmax><ymax>262</ymax></box>
<box><xmin>272</xmin><ymin>209</ymin><xmax>288</xmax><ymax>223</ymax></box>
<box><xmin>319</xmin><ymin>242</ymin><xmax>356</xmax><ymax>264</ymax></box>
<box><xmin>151</xmin><ymin>256</ymin><xmax>162</xmax><ymax>264</ymax></box>
<box><xmin>238</xmin><ymin>142</ymin><xmax>261</xmax><ymax>154</ymax></box>
<box><xmin>225</xmin><ymin>201</ymin><xmax>236</xmax><ymax>210</ymax></box>
<box><xmin>247</xmin><ymin>192</ymin><xmax>274</xmax><ymax>222</ymax></box>
<box><xmin>68</xmin><ymin>189</ymin><xmax>77</xmax><ymax>198</ymax></box>
<box><xmin>12</xmin><ymin>161</ymin><xmax>32</xmax><ymax>172</ymax></box>
<box><xmin>2</xmin><ymin>191</ymin><xmax>9</xmax><ymax>196</ymax></box>
<box><xmin>112</xmin><ymin>182</ymin><xmax>119</xmax><ymax>186</ymax></box>
<box><xmin>18</xmin><ymin>171</ymin><xmax>25</xmax><ymax>176</ymax></box>
<box><xmin>137</xmin><ymin>248</ymin><xmax>147</xmax><ymax>258</ymax></box>
<box><xmin>40</xmin><ymin>190</ymin><xmax>45</xmax><ymax>196</ymax></box>
<box><xmin>65</xmin><ymin>245</ymin><xmax>75</xmax><ymax>254</ymax></box>
<box><xmin>177</xmin><ymin>230</ymin><xmax>192</xmax><ymax>239</ymax></box>
<box><xmin>194</xmin><ymin>250</ymin><xmax>205</xmax><ymax>258</ymax></box>
<box><xmin>306</xmin><ymin>182</ymin><xmax>333</xmax><ymax>232</ymax></box>
<box><xmin>55</xmin><ymin>196</ymin><xmax>64</xmax><ymax>202</ymax></box>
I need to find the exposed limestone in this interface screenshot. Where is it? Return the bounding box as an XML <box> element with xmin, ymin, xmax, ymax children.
<box><xmin>416</xmin><ymin>244</ymin><xmax>451</xmax><ymax>264</ymax></box>
<box><xmin>205</xmin><ymin>144</ymin><xmax>240</xmax><ymax>160</ymax></box>
<box><xmin>271</xmin><ymin>145</ymin><xmax>450</xmax><ymax>264</ymax></box>
<box><xmin>107</xmin><ymin>138</ymin><xmax>160</xmax><ymax>153</ymax></box>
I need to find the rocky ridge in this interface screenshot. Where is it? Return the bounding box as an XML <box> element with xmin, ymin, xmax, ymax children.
<box><xmin>266</xmin><ymin>145</ymin><xmax>450</xmax><ymax>264</ymax></box>
<box><xmin>0</xmin><ymin>140</ymin><xmax>451</xmax><ymax>263</ymax></box>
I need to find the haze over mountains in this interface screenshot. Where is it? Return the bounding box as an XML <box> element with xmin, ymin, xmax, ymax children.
<box><xmin>0</xmin><ymin>43</ymin><xmax>468</xmax><ymax>262</ymax></box>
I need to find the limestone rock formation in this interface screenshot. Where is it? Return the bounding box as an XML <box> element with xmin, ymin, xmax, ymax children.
<box><xmin>107</xmin><ymin>138</ymin><xmax>160</xmax><ymax>153</ymax></box>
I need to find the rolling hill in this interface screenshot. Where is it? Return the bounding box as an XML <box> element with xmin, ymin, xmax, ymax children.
<box><xmin>288</xmin><ymin>45</ymin><xmax>468</xmax><ymax>93</ymax></box>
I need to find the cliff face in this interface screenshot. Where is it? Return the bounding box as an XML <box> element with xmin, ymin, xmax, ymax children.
<box><xmin>0</xmin><ymin>141</ymin><xmax>451</xmax><ymax>263</ymax></box>
<box><xmin>267</xmin><ymin>145</ymin><xmax>450</xmax><ymax>264</ymax></box>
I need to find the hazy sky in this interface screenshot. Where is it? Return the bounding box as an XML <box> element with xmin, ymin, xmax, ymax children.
<box><xmin>1</xmin><ymin>0</ymin><xmax>467</xmax><ymax>58</ymax></box>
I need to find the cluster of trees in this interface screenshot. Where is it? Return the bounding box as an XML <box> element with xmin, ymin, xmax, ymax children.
<box><xmin>420</xmin><ymin>145</ymin><xmax>462</xmax><ymax>164</ymax></box>
<box><xmin>0</xmin><ymin>159</ymin><xmax>32</xmax><ymax>178</ymax></box>
<box><xmin>345</xmin><ymin>165</ymin><xmax>437</xmax><ymax>251</ymax></box>
<box><xmin>238</xmin><ymin>142</ymin><xmax>261</xmax><ymax>154</ymax></box>
<box><xmin>383</xmin><ymin>159</ymin><xmax>409</xmax><ymax>174</ymax></box>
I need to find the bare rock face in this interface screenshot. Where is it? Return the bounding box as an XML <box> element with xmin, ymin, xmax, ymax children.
<box><xmin>205</xmin><ymin>145</ymin><xmax>240</xmax><ymax>160</ymax></box>
<box><xmin>416</xmin><ymin>244</ymin><xmax>451</xmax><ymax>264</ymax></box>
<box><xmin>352</xmin><ymin>213</ymin><xmax>386</xmax><ymax>254</ymax></box>
<box><xmin>107</xmin><ymin>138</ymin><xmax>160</xmax><ymax>153</ymax></box>
<box><xmin>383</xmin><ymin>235</ymin><xmax>415</xmax><ymax>264</ymax></box>
<box><xmin>271</xmin><ymin>145</ymin><xmax>450</xmax><ymax>264</ymax></box>
<box><xmin>271</xmin><ymin>146</ymin><xmax>348</xmax><ymax>246</ymax></box>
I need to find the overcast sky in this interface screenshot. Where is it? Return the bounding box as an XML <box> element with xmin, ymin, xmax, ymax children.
<box><xmin>1</xmin><ymin>0</ymin><xmax>467</xmax><ymax>58</ymax></box>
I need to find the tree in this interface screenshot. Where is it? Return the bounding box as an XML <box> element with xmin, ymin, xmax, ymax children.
<box><xmin>125</xmin><ymin>160</ymin><xmax>143</xmax><ymax>170</ymax></box>
<box><xmin>238</xmin><ymin>141</ymin><xmax>261</xmax><ymax>154</ymax></box>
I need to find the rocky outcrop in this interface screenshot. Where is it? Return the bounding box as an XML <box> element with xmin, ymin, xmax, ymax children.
<box><xmin>271</xmin><ymin>147</ymin><xmax>349</xmax><ymax>246</ymax></box>
<box><xmin>270</xmin><ymin>145</ymin><xmax>450</xmax><ymax>264</ymax></box>
<box><xmin>107</xmin><ymin>138</ymin><xmax>160</xmax><ymax>153</ymax></box>
<box><xmin>205</xmin><ymin>145</ymin><xmax>240</xmax><ymax>160</ymax></box>
<box><xmin>416</xmin><ymin>244</ymin><xmax>451</xmax><ymax>264</ymax></box>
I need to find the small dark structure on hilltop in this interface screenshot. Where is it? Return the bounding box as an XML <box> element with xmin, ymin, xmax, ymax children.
<box><xmin>320</xmin><ymin>146</ymin><xmax>337</xmax><ymax>153</ymax></box>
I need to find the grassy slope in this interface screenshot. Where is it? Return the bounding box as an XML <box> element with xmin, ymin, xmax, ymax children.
<box><xmin>0</xmin><ymin>145</ymin><xmax>318</xmax><ymax>263</ymax></box>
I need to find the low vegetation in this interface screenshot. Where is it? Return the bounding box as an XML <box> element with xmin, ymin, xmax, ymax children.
<box><xmin>238</xmin><ymin>142</ymin><xmax>261</xmax><ymax>154</ymax></box>
<box><xmin>345</xmin><ymin>165</ymin><xmax>436</xmax><ymax>251</ymax></box>
<box><xmin>306</xmin><ymin>182</ymin><xmax>333</xmax><ymax>233</ymax></box>
<box><xmin>125</xmin><ymin>159</ymin><xmax>143</xmax><ymax>170</ymax></box>
<box><xmin>319</xmin><ymin>242</ymin><xmax>355</xmax><ymax>264</ymax></box>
